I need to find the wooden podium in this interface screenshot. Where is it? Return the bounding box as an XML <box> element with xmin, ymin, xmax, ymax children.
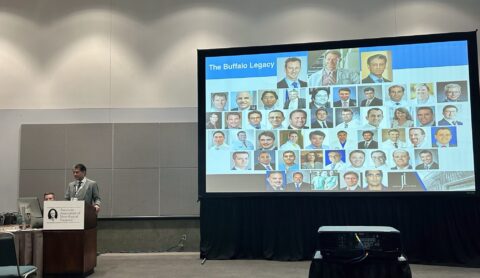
<box><xmin>43</xmin><ymin>203</ymin><xmax>97</xmax><ymax>277</ymax></box>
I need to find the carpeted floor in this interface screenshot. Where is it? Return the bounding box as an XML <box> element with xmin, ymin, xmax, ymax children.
<box><xmin>91</xmin><ymin>253</ymin><xmax>480</xmax><ymax>278</ymax></box>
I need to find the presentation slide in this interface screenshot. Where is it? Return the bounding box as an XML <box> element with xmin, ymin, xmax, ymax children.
<box><xmin>200</xmin><ymin>35</ymin><xmax>477</xmax><ymax>193</ymax></box>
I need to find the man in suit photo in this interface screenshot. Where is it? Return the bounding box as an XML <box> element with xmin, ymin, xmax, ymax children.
<box><xmin>283</xmin><ymin>89</ymin><xmax>307</xmax><ymax>109</ymax></box>
<box><xmin>391</xmin><ymin>149</ymin><xmax>413</xmax><ymax>170</ymax></box>
<box><xmin>287</xmin><ymin>109</ymin><xmax>309</xmax><ymax>129</ymax></box>
<box><xmin>231</xmin><ymin>151</ymin><xmax>251</xmax><ymax>170</ymax></box>
<box><xmin>257</xmin><ymin>131</ymin><xmax>278</xmax><ymax>151</ymax></box>
<box><xmin>415</xmin><ymin>150</ymin><xmax>439</xmax><ymax>170</ymax></box>
<box><xmin>342</xmin><ymin>171</ymin><xmax>362</xmax><ymax>191</ymax></box>
<box><xmin>231</xmin><ymin>91</ymin><xmax>256</xmax><ymax>111</ymax></box>
<box><xmin>360</xmin><ymin>86</ymin><xmax>383</xmax><ymax>106</ymax></box>
<box><xmin>311</xmin><ymin>107</ymin><xmax>333</xmax><ymax>128</ymax></box>
<box><xmin>433</xmin><ymin>127</ymin><xmax>457</xmax><ymax>148</ymax></box>
<box><xmin>362</xmin><ymin>53</ymin><xmax>391</xmax><ymax>83</ymax></box>
<box><xmin>286</xmin><ymin>172</ymin><xmax>312</xmax><ymax>192</ymax></box>
<box><xmin>308</xmin><ymin>50</ymin><xmax>359</xmax><ymax>86</ymax></box>
<box><xmin>408</xmin><ymin>128</ymin><xmax>429</xmax><ymax>148</ymax></box>
<box><xmin>333</xmin><ymin>87</ymin><xmax>356</xmax><ymax>107</ymax></box>
<box><xmin>254</xmin><ymin>151</ymin><xmax>276</xmax><ymax>170</ymax></box>
<box><xmin>441</xmin><ymin>83</ymin><xmax>466</xmax><ymax>102</ymax></box>
<box><xmin>266</xmin><ymin>171</ymin><xmax>285</xmax><ymax>191</ymax></box>
<box><xmin>358</xmin><ymin>130</ymin><xmax>378</xmax><ymax>149</ymax></box>
<box><xmin>65</xmin><ymin>163</ymin><xmax>101</xmax><ymax>213</ymax></box>
<box><xmin>277</xmin><ymin>57</ymin><xmax>307</xmax><ymax>88</ymax></box>
<box><xmin>438</xmin><ymin>105</ymin><xmax>463</xmax><ymax>126</ymax></box>
<box><xmin>416</xmin><ymin>107</ymin><xmax>436</xmax><ymax>127</ymax></box>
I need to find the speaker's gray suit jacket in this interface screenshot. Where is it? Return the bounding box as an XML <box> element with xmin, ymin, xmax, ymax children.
<box><xmin>65</xmin><ymin>178</ymin><xmax>101</xmax><ymax>207</ymax></box>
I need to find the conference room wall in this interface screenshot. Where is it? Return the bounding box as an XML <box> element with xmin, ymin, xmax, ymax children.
<box><xmin>19</xmin><ymin>122</ymin><xmax>199</xmax><ymax>217</ymax></box>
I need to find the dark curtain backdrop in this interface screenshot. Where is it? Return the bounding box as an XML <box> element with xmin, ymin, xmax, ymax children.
<box><xmin>200</xmin><ymin>196</ymin><xmax>480</xmax><ymax>266</ymax></box>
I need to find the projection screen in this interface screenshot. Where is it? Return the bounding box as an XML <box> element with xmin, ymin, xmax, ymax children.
<box><xmin>198</xmin><ymin>31</ymin><xmax>480</xmax><ymax>195</ymax></box>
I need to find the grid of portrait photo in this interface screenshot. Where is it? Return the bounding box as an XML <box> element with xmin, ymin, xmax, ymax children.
<box><xmin>205</xmin><ymin>46</ymin><xmax>475</xmax><ymax>193</ymax></box>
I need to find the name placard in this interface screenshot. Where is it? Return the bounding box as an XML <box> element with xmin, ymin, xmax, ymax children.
<box><xmin>43</xmin><ymin>201</ymin><xmax>85</xmax><ymax>230</ymax></box>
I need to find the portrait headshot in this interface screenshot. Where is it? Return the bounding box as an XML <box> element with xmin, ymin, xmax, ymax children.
<box><xmin>48</xmin><ymin>208</ymin><xmax>58</xmax><ymax>220</ymax></box>
<box><xmin>324</xmin><ymin>150</ymin><xmax>346</xmax><ymax>171</ymax></box>
<box><xmin>438</xmin><ymin>105</ymin><xmax>463</xmax><ymax>126</ymax></box>
<box><xmin>267</xmin><ymin>110</ymin><xmax>286</xmax><ymax>129</ymax></box>
<box><xmin>391</xmin><ymin>107</ymin><xmax>414</xmax><ymax>128</ymax></box>
<box><xmin>279</xmin><ymin>130</ymin><xmax>303</xmax><ymax>150</ymax></box>
<box><xmin>311</xmin><ymin>107</ymin><xmax>333</xmax><ymax>128</ymax></box>
<box><xmin>259</xmin><ymin>90</ymin><xmax>281</xmax><ymax>110</ymax></box>
<box><xmin>411</xmin><ymin>83</ymin><xmax>436</xmax><ymax>106</ymax></box>
<box><xmin>246</xmin><ymin>110</ymin><xmax>264</xmax><ymax>129</ymax></box>
<box><xmin>335</xmin><ymin>108</ymin><xmax>360</xmax><ymax>129</ymax></box>
<box><xmin>231</xmin><ymin>91</ymin><xmax>257</xmax><ymax>111</ymax></box>
<box><xmin>361</xmin><ymin>51</ymin><xmax>392</xmax><ymax>83</ymax></box>
<box><xmin>357</xmin><ymin>130</ymin><xmax>378</xmax><ymax>149</ymax></box>
<box><xmin>408</xmin><ymin>127</ymin><xmax>430</xmax><ymax>148</ymax></box>
<box><xmin>277</xmin><ymin>57</ymin><xmax>308</xmax><ymax>89</ymax></box>
<box><xmin>287</xmin><ymin>109</ymin><xmax>309</xmax><ymax>129</ymax></box>
<box><xmin>278</xmin><ymin>150</ymin><xmax>300</xmax><ymax>171</ymax></box>
<box><xmin>333</xmin><ymin>87</ymin><xmax>357</xmax><ymax>108</ymax></box>
<box><xmin>301</xmin><ymin>151</ymin><xmax>323</xmax><ymax>169</ymax></box>
<box><xmin>414</xmin><ymin>149</ymin><xmax>439</xmax><ymax>170</ymax></box>
<box><xmin>305</xmin><ymin>130</ymin><xmax>330</xmax><ymax>150</ymax></box>
<box><xmin>209</xmin><ymin>130</ymin><xmax>229</xmax><ymax>151</ymax></box>
<box><xmin>432</xmin><ymin>127</ymin><xmax>457</xmax><ymax>148</ymax></box>
<box><xmin>330</xmin><ymin>130</ymin><xmax>356</xmax><ymax>150</ymax></box>
<box><xmin>437</xmin><ymin>81</ymin><xmax>468</xmax><ymax>102</ymax></box>
<box><xmin>370</xmin><ymin>150</ymin><xmax>390</xmax><ymax>171</ymax></box>
<box><xmin>230</xmin><ymin>151</ymin><xmax>251</xmax><ymax>170</ymax></box>
<box><xmin>284</xmin><ymin>88</ymin><xmax>307</xmax><ymax>109</ymax></box>
<box><xmin>230</xmin><ymin>130</ymin><xmax>254</xmax><ymax>150</ymax></box>
<box><xmin>307</xmin><ymin>49</ymin><xmax>360</xmax><ymax>86</ymax></box>
<box><xmin>358</xmin><ymin>85</ymin><xmax>383</xmax><ymax>107</ymax></box>
<box><xmin>416</xmin><ymin>106</ymin><xmax>436</xmax><ymax>127</ymax></box>
<box><xmin>385</xmin><ymin>84</ymin><xmax>408</xmax><ymax>107</ymax></box>
<box><xmin>342</xmin><ymin>171</ymin><xmax>362</xmax><ymax>191</ymax></box>
<box><xmin>347</xmin><ymin>150</ymin><xmax>366</xmax><ymax>170</ymax></box>
<box><xmin>286</xmin><ymin>171</ymin><xmax>312</xmax><ymax>192</ymax></box>
<box><xmin>364</xmin><ymin>170</ymin><xmax>387</xmax><ymax>191</ymax></box>
<box><xmin>210</xmin><ymin>92</ymin><xmax>228</xmax><ymax>112</ymax></box>
<box><xmin>206</xmin><ymin>112</ymin><xmax>222</xmax><ymax>129</ymax></box>
<box><xmin>309</xmin><ymin>87</ymin><xmax>331</xmax><ymax>109</ymax></box>
<box><xmin>363</xmin><ymin>107</ymin><xmax>386</xmax><ymax>129</ymax></box>
<box><xmin>265</xmin><ymin>171</ymin><xmax>286</xmax><ymax>191</ymax></box>
<box><xmin>254</xmin><ymin>150</ymin><xmax>276</xmax><ymax>171</ymax></box>
<box><xmin>391</xmin><ymin>149</ymin><xmax>413</xmax><ymax>170</ymax></box>
<box><xmin>382</xmin><ymin>128</ymin><xmax>407</xmax><ymax>149</ymax></box>
<box><xmin>256</xmin><ymin>130</ymin><xmax>278</xmax><ymax>151</ymax></box>
<box><xmin>225</xmin><ymin>112</ymin><xmax>242</xmax><ymax>129</ymax></box>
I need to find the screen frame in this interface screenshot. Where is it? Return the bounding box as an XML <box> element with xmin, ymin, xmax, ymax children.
<box><xmin>198</xmin><ymin>31</ymin><xmax>480</xmax><ymax>198</ymax></box>
<box><xmin>18</xmin><ymin>196</ymin><xmax>43</xmax><ymax>218</ymax></box>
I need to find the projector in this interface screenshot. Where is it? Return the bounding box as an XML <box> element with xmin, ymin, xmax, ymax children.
<box><xmin>317</xmin><ymin>226</ymin><xmax>403</xmax><ymax>262</ymax></box>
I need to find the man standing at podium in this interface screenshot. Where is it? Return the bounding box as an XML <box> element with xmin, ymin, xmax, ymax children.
<box><xmin>65</xmin><ymin>163</ymin><xmax>101</xmax><ymax>213</ymax></box>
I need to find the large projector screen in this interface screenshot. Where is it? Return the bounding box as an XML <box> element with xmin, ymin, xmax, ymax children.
<box><xmin>198</xmin><ymin>32</ymin><xmax>480</xmax><ymax>195</ymax></box>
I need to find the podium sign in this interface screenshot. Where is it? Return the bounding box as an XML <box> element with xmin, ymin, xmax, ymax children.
<box><xmin>43</xmin><ymin>201</ymin><xmax>85</xmax><ymax>230</ymax></box>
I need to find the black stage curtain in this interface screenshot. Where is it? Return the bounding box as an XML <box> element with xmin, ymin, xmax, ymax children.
<box><xmin>200</xmin><ymin>196</ymin><xmax>480</xmax><ymax>266</ymax></box>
